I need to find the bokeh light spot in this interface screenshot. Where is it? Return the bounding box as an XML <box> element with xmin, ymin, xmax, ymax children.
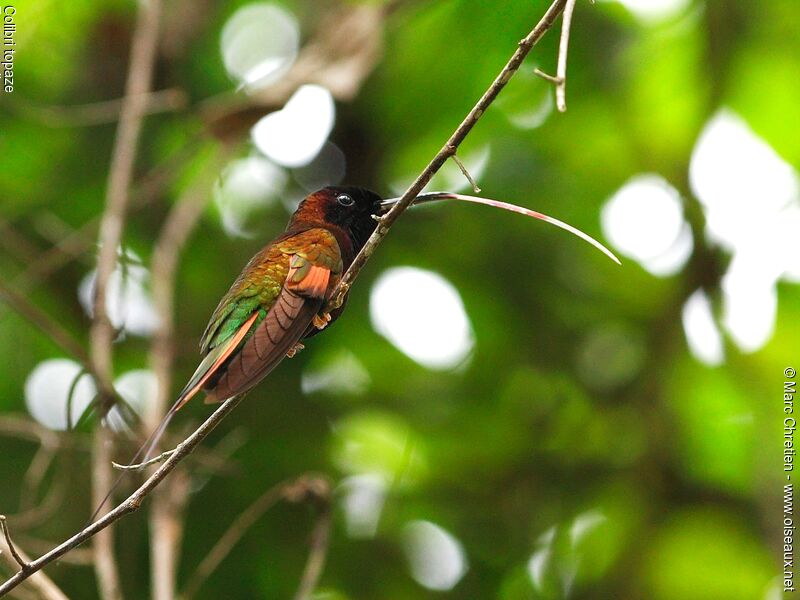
<box><xmin>339</xmin><ymin>474</ymin><xmax>386</xmax><ymax>539</ymax></box>
<box><xmin>252</xmin><ymin>84</ymin><xmax>335</xmax><ymax>168</ymax></box>
<box><xmin>601</xmin><ymin>174</ymin><xmax>692</xmax><ymax>276</ymax></box>
<box><xmin>331</xmin><ymin>411</ymin><xmax>426</xmax><ymax>488</ymax></box>
<box><xmin>612</xmin><ymin>0</ymin><xmax>691</xmax><ymax>23</ymax></box>
<box><xmin>690</xmin><ymin>108</ymin><xmax>800</xmax><ymax>352</ymax></box>
<box><xmin>25</xmin><ymin>358</ymin><xmax>96</xmax><ymax>431</ymax></box>
<box><xmin>214</xmin><ymin>155</ymin><xmax>287</xmax><ymax>238</ymax></box>
<box><xmin>301</xmin><ymin>349</ymin><xmax>371</xmax><ymax>396</ymax></box>
<box><xmin>79</xmin><ymin>248</ymin><xmax>159</xmax><ymax>336</ymax></box>
<box><xmin>681</xmin><ymin>289</ymin><xmax>724</xmax><ymax>366</ymax></box>
<box><xmin>220</xmin><ymin>3</ymin><xmax>299</xmax><ymax>91</ymax></box>
<box><xmin>370</xmin><ymin>267</ymin><xmax>474</xmax><ymax>370</ymax></box>
<box><xmin>403</xmin><ymin>521</ymin><xmax>468</xmax><ymax>591</ymax></box>
<box><xmin>107</xmin><ymin>369</ymin><xmax>158</xmax><ymax>433</ymax></box>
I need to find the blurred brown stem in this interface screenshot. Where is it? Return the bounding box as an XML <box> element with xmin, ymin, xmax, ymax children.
<box><xmin>147</xmin><ymin>146</ymin><xmax>228</xmax><ymax>600</ymax></box>
<box><xmin>88</xmin><ymin>0</ymin><xmax>164</xmax><ymax>598</ymax></box>
<box><xmin>0</xmin><ymin>282</ymin><xmax>90</xmax><ymax>368</ymax></box>
<box><xmin>181</xmin><ymin>475</ymin><xmax>331</xmax><ymax>600</ymax></box>
<box><xmin>19</xmin><ymin>88</ymin><xmax>187</xmax><ymax>127</ymax></box>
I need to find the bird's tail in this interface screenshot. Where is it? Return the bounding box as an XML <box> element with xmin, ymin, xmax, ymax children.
<box><xmin>88</xmin><ymin>394</ymin><xmax>186</xmax><ymax>523</ymax></box>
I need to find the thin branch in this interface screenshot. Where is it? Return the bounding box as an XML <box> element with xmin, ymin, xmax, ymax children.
<box><xmin>0</xmin><ymin>394</ymin><xmax>245</xmax><ymax>597</ymax></box>
<box><xmin>20</xmin><ymin>445</ymin><xmax>57</xmax><ymax>512</ymax></box>
<box><xmin>556</xmin><ymin>0</ymin><xmax>578</xmax><ymax>112</ymax></box>
<box><xmin>325</xmin><ymin>0</ymin><xmax>568</xmax><ymax>311</ymax></box>
<box><xmin>0</xmin><ymin>520</ymin><xmax>68</xmax><ymax>600</ymax></box>
<box><xmin>533</xmin><ymin>67</ymin><xmax>562</xmax><ymax>84</ymax></box>
<box><xmin>0</xmin><ymin>518</ymin><xmax>28</xmax><ymax>571</ymax></box>
<box><xmin>0</xmin><ymin>2</ymin><xmax>573</xmax><ymax>593</ymax></box>
<box><xmin>146</xmin><ymin>146</ymin><xmax>229</xmax><ymax>600</ymax></box>
<box><xmin>450</xmin><ymin>152</ymin><xmax>481</xmax><ymax>194</ymax></box>
<box><xmin>112</xmin><ymin>449</ymin><xmax>175</xmax><ymax>471</ymax></box>
<box><xmin>0</xmin><ymin>417</ymin><xmax>63</xmax><ymax>449</ymax></box>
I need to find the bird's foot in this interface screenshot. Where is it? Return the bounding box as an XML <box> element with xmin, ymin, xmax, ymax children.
<box><xmin>313</xmin><ymin>312</ymin><xmax>332</xmax><ymax>330</ymax></box>
<box><xmin>286</xmin><ymin>342</ymin><xmax>305</xmax><ymax>358</ymax></box>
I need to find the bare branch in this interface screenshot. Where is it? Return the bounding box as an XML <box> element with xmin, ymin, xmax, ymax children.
<box><xmin>533</xmin><ymin>67</ymin><xmax>562</xmax><ymax>84</ymax></box>
<box><xmin>146</xmin><ymin>147</ymin><xmax>229</xmax><ymax>600</ymax></box>
<box><xmin>112</xmin><ymin>449</ymin><xmax>176</xmax><ymax>472</ymax></box>
<box><xmin>450</xmin><ymin>152</ymin><xmax>482</xmax><ymax>194</ymax></box>
<box><xmin>325</xmin><ymin>0</ymin><xmax>568</xmax><ymax>311</ymax></box>
<box><xmin>0</xmin><ymin>517</ymin><xmax>28</xmax><ymax>571</ymax></box>
<box><xmin>0</xmin><ymin>394</ymin><xmax>245</xmax><ymax>597</ymax></box>
<box><xmin>556</xmin><ymin>0</ymin><xmax>578</xmax><ymax>112</ymax></box>
<box><xmin>0</xmin><ymin>520</ymin><xmax>68</xmax><ymax>600</ymax></box>
<box><xmin>89</xmin><ymin>0</ymin><xmax>162</xmax><ymax>403</ymax></box>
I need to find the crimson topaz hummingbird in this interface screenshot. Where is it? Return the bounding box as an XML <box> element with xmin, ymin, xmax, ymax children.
<box><xmin>132</xmin><ymin>185</ymin><xmax>618</xmax><ymax>462</ymax></box>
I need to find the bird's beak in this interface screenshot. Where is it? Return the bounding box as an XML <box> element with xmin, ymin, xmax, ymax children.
<box><xmin>379</xmin><ymin>192</ymin><xmax>456</xmax><ymax>213</ymax></box>
<box><xmin>379</xmin><ymin>192</ymin><xmax>620</xmax><ymax>264</ymax></box>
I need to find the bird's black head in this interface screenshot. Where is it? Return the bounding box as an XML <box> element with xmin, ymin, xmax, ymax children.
<box><xmin>290</xmin><ymin>186</ymin><xmax>383</xmax><ymax>250</ymax></box>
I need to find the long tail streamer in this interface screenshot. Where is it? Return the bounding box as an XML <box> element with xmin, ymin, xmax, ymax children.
<box><xmin>383</xmin><ymin>192</ymin><xmax>621</xmax><ymax>265</ymax></box>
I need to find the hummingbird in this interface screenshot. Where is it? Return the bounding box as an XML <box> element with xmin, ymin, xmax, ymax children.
<box><xmin>124</xmin><ymin>185</ymin><xmax>619</xmax><ymax>467</ymax></box>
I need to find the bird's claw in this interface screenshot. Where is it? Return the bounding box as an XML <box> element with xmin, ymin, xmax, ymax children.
<box><xmin>313</xmin><ymin>312</ymin><xmax>331</xmax><ymax>330</ymax></box>
<box><xmin>286</xmin><ymin>342</ymin><xmax>305</xmax><ymax>358</ymax></box>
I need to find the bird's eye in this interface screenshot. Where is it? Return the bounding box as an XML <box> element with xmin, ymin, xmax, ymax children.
<box><xmin>336</xmin><ymin>194</ymin><xmax>354</xmax><ymax>207</ymax></box>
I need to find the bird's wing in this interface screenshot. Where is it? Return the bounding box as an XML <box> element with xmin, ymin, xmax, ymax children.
<box><xmin>184</xmin><ymin>227</ymin><xmax>342</xmax><ymax>406</ymax></box>
<box><xmin>91</xmin><ymin>229</ymin><xmax>343</xmax><ymax>516</ymax></box>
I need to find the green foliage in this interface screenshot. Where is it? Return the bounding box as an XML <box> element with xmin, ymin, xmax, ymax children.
<box><xmin>1</xmin><ymin>0</ymin><xmax>796</xmax><ymax>598</ymax></box>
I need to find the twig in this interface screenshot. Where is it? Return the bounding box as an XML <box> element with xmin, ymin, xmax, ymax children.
<box><xmin>181</xmin><ymin>475</ymin><xmax>330</xmax><ymax>599</ymax></box>
<box><xmin>0</xmin><ymin>520</ymin><xmax>68</xmax><ymax>600</ymax></box>
<box><xmin>450</xmin><ymin>152</ymin><xmax>481</xmax><ymax>194</ymax></box>
<box><xmin>325</xmin><ymin>0</ymin><xmax>568</xmax><ymax>311</ymax></box>
<box><xmin>0</xmin><ymin>2</ymin><xmax>573</xmax><ymax>593</ymax></box>
<box><xmin>533</xmin><ymin>67</ymin><xmax>562</xmax><ymax>84</ymax></box>
<box><xmin>0</xmin><ymin>394</ymin><xmax>245</xmax><ymax>597</ymax></box>
<box><xmin>0</xmin><ymin>518</ymin><xmax>27</xmax><ymax>571</ymax></box>
<box><xmin>112</xmin><ymin>449</ymin><xmax>175</xmax><ymax>472</ymax></box>
<box><xmin>556</xmin><ymin>0</ymin><xmax>578</xmax><ymax>112</ymax></box>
